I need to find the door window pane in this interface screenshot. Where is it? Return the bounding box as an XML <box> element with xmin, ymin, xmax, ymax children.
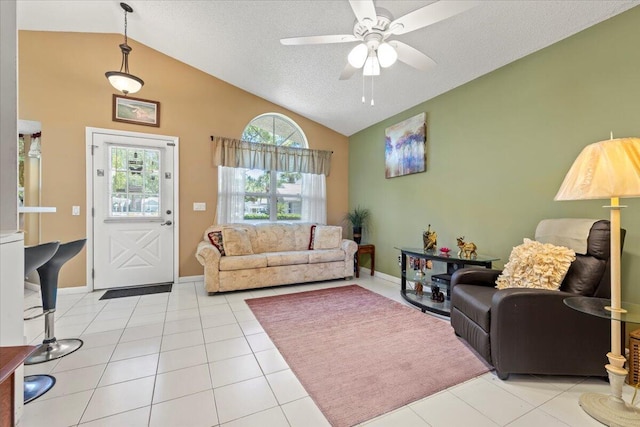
<box><xmin>109</xmin><ymin>145</ymin><xmax>162</xmax><ymax>217</ymax></box>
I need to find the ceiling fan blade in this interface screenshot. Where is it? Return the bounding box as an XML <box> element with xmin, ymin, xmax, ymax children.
<box><xmin>280</xmin><ymin>34</ymin><xmax>359</xmax><ymax>45</ymax></box>
<box><xmin>339</xmin><ymin>63</ymin><xmax>359</xmax><ymax>80</ymax></box>
<box><xmin>389</xmin><ymin>1</ymin><xmax>480</xmax><ymax>35</ymax></box>
<box><xmin>349</xmin><ymin>0</ymin><xmax>377</xmax><ymax>25</ymax></box>
<box><xmin>389</xmin><ymin>41</ymin><xmax>436</xmax><ymax>71</ymax></box>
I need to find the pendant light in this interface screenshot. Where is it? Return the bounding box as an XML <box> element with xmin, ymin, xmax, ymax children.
<box><xmin>105</xmin><ymin>2</ymin><xmax>144</xmax><ymax>95</ymax></box>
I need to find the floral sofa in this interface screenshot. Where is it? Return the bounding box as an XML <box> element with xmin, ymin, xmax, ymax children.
<box><xmin>196</xmin><ymin>223</ymin><xmax>358</xmax><ymax>294</ymax></box>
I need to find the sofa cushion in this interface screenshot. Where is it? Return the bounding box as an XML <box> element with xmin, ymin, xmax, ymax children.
<box><xmin>222</xmin><ymin>228</ymin><xmax>254</xmax><ymax>256</ymax></box>
<box><xmin>452</xmin><ymin>284</ymin><xmax>496</xmax><ymax>332</ymax></box>
<box><xmin>219</xmin><ymin>254</ymin><xmax>267</xmax><ymax>271</ymax></box>
<box><xmin>313</xmin><ymin>226</ymin><xmax>342</xmax><ymax>250</ymax></box>
<box><xmin>254</xmin><ymin>224</ymin><xmax>297</xmax><ymax>253</ymax></box>
<box><xmin>495</xmin><ymin>238</ymin><xmax>576</xmax><ymax>291</ymax></box>
<box><xmin>266</xmin><ymin>251</ymin><xmax>309</xmax><ymax>267</ymax></box>
<box><xmin>309</xmin><ymin>249</ymin><xmax>345</xmax><ymax>263</ymax></box>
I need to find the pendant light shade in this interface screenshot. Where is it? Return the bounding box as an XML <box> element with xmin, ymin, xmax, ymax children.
<box><xmin>105</xmin><ymin>3</ymin><xmax>144</xmax><ymax>95</ymax></box>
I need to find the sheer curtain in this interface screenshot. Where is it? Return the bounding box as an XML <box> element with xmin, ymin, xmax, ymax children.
<box><xmin>301</xmin><ymin>173</ymin><xmax>326</xmax><ymax>224</ymax></box>
<box><xmin>215</xmin><ymin>166</ymin><xmax>246</xmax><ymax>224</ymax></box>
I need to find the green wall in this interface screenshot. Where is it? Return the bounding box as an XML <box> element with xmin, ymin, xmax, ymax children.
<box><xmin>349</xmin><ymin>6</ymin><xmax>640</xmax><ymax>303</ymax></box>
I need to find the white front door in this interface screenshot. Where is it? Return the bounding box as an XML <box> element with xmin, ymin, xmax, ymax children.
<box><xmin>90</xmin><ymin>130</ymin><xmax>177</xmax><ymax>290</ymax></box>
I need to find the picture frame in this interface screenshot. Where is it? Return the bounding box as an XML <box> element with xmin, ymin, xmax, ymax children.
<box><xmin>384</xmin><ymin>112</ymin><xmax>426</xmax><ymax>178</ymax></box>
<box><xmin>112</xmin><ymin>95</ymin><xmax>160</xmax><ymax>127</ymax></box>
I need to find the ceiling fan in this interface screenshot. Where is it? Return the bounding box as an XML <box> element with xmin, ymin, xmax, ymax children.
<box><xmin>280</xmin><ymin>0</ymin><xmax>479</xmax><ymax>80</ymax></box>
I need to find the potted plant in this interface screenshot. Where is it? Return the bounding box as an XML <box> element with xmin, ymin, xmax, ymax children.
<box><xmin>344</xmin><ymin>206</ymin><xmax>370</xmax><ymax>244</ymax></box>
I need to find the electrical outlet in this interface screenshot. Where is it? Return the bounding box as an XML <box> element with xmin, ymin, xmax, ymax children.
<box><xmin>72</xmin><ymin>206</ymin><xmax>80</xmax><ymax>216</ymax></box>
<box><xmin>193</xmin><ymin>202</ymin><xmax>206</xmax><ymax>211</ymax></box>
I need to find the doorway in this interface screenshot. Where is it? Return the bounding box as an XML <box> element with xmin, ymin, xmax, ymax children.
<box><xmin>86</xmin><ymin>128</ymin><xmax>179</xmax><ymax>290</ymax></box>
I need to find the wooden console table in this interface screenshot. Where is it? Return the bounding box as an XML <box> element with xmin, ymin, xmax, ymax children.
<box><xmin>355</xmin><ymin>244</ymin><xmax>375</xmax><ymax>278</ymax></box>
<box><xmin>1</xmin><ymin>346</ymin><xmax>36</xmax><ymax>427</ymax></box>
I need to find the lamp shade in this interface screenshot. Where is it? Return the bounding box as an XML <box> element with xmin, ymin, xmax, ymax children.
<box><xmin>106</xmin><ymin>71</ymin><xmax>144</xmax><ymax>95</ymax></box>
<box><xmin>363</xmin><ymin>54</ymin><xmax>380</xmax><ymax>76</ymax></box>
<box><xmin>555</xmin><ymin>138</ymin><xmax>640</xmax><ymax>201</ymax></box>
<box><xmin>348</xmin><ymin>43</ymin><xmax>368</xmax><ymax>68</ymax></box>
<box><xmin>377</xmin><ymin>42</ymin><xmax>398</xmax><ymax>68</ymax></box>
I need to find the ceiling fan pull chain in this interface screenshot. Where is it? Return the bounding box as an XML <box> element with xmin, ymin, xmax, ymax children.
<box><xmin>362</xmin><ymin>72</ymin><xmax>366</xmax><ymax>104</ymax></box>
<box><xmin>370</xmin><ymin>75</ymin><xmax>374</xmax><ymax>106</ymax></box>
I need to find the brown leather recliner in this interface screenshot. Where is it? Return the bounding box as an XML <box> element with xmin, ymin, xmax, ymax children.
<box><xmin>450</xmin><ymin>220</ymin><xmax>624</xmax><ymax>380</ymax></box>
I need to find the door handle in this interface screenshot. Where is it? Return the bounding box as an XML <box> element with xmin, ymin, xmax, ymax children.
<box><xmin>160</xmin><ymin>220</ymin><xmax>173</xmax><ymax>226</ymax></box>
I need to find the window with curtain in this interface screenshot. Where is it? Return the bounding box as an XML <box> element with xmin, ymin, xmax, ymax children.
<box><xmin>216</xmin><ymin>113</ymin><xmax>327</xmax><ymax>224</ymax></box>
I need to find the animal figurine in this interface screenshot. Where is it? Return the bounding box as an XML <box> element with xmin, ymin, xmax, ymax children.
<box><xmin>456</xmin><ymin>236</ymin><xmax>477</xmax><ymax>259</ymax></box>
<box><xmin>415</xmin><ymin>282</ymin><xmax>424</xmax><ymax>298</ymax></box>
<box><xmin>423</xmin><ymin>224</ymin><xmax>437</xmax><ymax>251</ymax></box>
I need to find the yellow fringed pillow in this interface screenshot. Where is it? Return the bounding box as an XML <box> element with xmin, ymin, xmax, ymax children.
<box><xmin>495</xmin><ymin>238</ymin><xmax>576</xmax><ymax>291</ymax></box>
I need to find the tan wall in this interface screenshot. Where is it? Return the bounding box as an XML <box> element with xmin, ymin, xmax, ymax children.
<box><xmin>18</xmin><ymin>31</ymin><xmax>349</xmax><ymax>288</ymax></box>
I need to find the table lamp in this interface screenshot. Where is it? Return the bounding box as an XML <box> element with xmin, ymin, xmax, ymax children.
<box><xmin>555</xmin><ymin>137</ymin><xmax>640</xmax><ymax>425</ymax></box>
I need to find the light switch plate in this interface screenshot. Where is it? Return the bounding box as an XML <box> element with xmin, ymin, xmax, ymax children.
<box><xmin>193</xmin><ymin>202</ymin><xmax>206</xmax><ymax>211</ymax></box>
<box><xmin>72</xmin><ymin>206</ymin><xmax>80</xmax><ymax>216</ymax></box>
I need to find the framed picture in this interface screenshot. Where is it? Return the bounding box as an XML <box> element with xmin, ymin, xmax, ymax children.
<box><xmin>384</xmin><ymin>112</ymin><xmax>426</xmax><ymax>178</ymax></box>
<box><xmin>112</xmin><ymin>95</ymin><xmax>160</xmax><ymax>127</ymax></box>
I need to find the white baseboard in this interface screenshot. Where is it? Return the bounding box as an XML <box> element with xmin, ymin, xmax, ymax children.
<box><xmin>25</xmin><ymin>281</ymin><xmax>90</xmax><ymax>295</ymax></box>
<box><xmin>358</xmin><ymin>267</ymin><xmax>400</xmax><ymax>285</ymax></box>
<box><xmin>179</xmin><ymin>275</ymin><xmax>204</xmax><ymax>283</ymax></box>
<box><xmin>24</xmin><ymin>281</ymin><xmax>40</xmax><ymax>292</ymax></box>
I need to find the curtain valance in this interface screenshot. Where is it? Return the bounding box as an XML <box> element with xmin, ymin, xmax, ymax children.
<box><xmin>212</xmin><ymin>136</ymin><xmax>332</xmax><ymax>176</ymax></box>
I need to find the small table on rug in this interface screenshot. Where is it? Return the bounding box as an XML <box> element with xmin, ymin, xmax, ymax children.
<box><xmin>397</xmin><ymin>247</ymin><xmax>498</xmax><ymax>316</ymax></box>
<box><xmin>355</xmin><ymin>244</ymin><xmax>375</xmax><ymax>278</ymax></box>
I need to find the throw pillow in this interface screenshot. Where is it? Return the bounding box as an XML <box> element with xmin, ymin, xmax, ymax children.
<box><xmin>313</xmin><ymin>225</ymin><xmax>342</xmax><ymax>250</ymax></box>
<box><xmin>495</xmin><ymin>238</ymin><xmax>576</xmax><ymax>291</ymax></box>
<box><xmin>207</xmin><ymin>231</ymin><xmax>226</xmax><ymax>256</ymax></box>
<box><xmin>308</xmin><ymin>225</ymin><xmax>317</xmax><ymax>250</ymax></box>
<box><xmin>222</xmin><ymin>227</ymin><xmax>254</xmax><ymax>256</ymax></box>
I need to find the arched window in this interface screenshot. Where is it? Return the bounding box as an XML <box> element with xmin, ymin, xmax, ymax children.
<box><xmin>217</xmin><ymin>113</ymin><xmax>326</xmax><ymax>224</ymax></box>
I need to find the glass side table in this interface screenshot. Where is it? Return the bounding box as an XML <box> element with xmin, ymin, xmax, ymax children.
<box><xmin>563</xmin><ymin>296</ymin><xmax>640</xmax><ymax>426</ymax></box>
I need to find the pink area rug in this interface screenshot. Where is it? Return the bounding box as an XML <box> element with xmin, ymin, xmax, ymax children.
<box><xmin>246</xmin><ymin>285</ymin><xmax>490</xmax><ymax>427</ymax></box>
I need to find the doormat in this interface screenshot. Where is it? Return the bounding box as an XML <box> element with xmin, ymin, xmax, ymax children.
<box><xmin>99</xmin><ymin>283</ymin><xmax>173</xmax><ymax>300</ymax></box>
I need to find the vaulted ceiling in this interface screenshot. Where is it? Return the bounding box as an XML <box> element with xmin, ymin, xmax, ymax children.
<box><xmin>17</xmin><ymin>1</ymin><xmax>638</xmax><ymax>136</ymax></box>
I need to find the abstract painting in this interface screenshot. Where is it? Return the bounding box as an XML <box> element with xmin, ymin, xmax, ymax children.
<box><xmin>385</xmin><ymin>112</ymin><xmax>426</xmax><ymax>178</ymax></box>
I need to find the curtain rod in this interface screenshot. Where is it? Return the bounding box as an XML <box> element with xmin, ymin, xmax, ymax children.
<box><xmin>210</xmin><ymin>135</ymin><xmax>333</xmax><ymax>153</ymax></box>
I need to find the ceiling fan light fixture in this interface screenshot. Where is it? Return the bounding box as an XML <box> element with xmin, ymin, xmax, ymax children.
<box><xmin>105</xmin><ymin>2</ymin><xmax>144</xmax><ymax>95</ymax></box>
<box><xmin>377</xmin><ymin>42</ymin><xmax>397</xmax><ymax>68</ymax></box>
<box><xmin>347</xmin><ymin>43</ymin><xmax>368</xmax><ymax>68</ymax></box>
<box><xmin>363</xmin><ymin>53</ymin><xmax>380</xmax><ymax>76</ymax></box>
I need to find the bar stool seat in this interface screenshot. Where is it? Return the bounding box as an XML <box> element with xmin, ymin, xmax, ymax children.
<box><xmin>25</xmin><ymin>239</ymin><xmax>86</xmax><ymax>365</ymax></box>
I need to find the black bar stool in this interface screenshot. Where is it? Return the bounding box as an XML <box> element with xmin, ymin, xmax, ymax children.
<box><xmin>22</xmin><ymin>241</ymin><xmax>59</xmax><ymax>404</ymax></box>
<box><xmin>25</xmin><ymin>239</ymin><xmax>87</xmax><ymax>365</ymax></box>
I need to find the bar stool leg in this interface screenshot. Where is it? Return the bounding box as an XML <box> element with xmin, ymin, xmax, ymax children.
<box><xmin>25</xmin><ymin>311</ymin><xmax>83</xmax><ymax>365</ymax></box>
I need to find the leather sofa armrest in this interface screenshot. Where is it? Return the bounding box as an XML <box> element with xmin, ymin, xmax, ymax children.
<box><xmin>450</xmin><ymin>268</ymin><xmax>502</xmax><ymax>294</ymax></box>
<box><xmin>490</xmin><ymin>288</ymin><xmax>610</xmax><ymax>376</ymax></box>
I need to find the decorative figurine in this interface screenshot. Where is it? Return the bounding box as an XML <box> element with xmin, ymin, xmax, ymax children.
<box><xmin>415</xmin><ymin>282</ymin><xmax>424</xmax><ymax>298</ymax></box>
<box><xmin>456</xmin><ymin>236</ymin><xmax>478</xmax><ymax>259</ymax></box>
<box><xmin>431</xmin><ymin>284</ymin><xmax>445</xmax><ymax>302</ymax></box>
<box><xmin>423</xmin><ymin>224</ymin><xmax>437</xmax><ymax>251</ymax></box>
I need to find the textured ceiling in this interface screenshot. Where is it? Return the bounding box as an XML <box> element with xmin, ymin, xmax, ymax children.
<box><xmin>17</xmin><ymin>1</ymin><xmax>639</xmax><ymax>136</ymax></box>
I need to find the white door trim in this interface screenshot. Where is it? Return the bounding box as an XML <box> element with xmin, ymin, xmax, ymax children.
<box><xmin>85</xmin><ymin>127</ymin><xmax>180</xmax><ymax>292</ymax></box>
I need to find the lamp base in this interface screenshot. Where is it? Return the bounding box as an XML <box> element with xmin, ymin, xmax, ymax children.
<box><xmin>580</xmin><ymin>393</ymin><xmax>640</xmax><ymax>427</ymax></box>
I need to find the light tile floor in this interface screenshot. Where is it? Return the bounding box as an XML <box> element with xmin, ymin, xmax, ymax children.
<box><xmin>20</xmin><ymin>275</ymin><xmax>638</xmax><ymax>426</ymax></box>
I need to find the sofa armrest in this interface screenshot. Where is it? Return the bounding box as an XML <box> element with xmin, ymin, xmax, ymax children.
<box><xmin>490</xmin><ymin>288</ymin><xmax>610</xmax><ymax>376</ymax></box>
<box><xmin>341</xmin><ymin>239</ymin><xmax>358</xmax><ymax>257</ymax></box>
<box><xmin>450</xmin><ymin>268</ymin><xmax>502</xmax><ymax>295</ymax></box>
<box><xmin>196</xmin><ymin>241</ymin><xmax>221</xmax><ymax>266</ymax></box>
